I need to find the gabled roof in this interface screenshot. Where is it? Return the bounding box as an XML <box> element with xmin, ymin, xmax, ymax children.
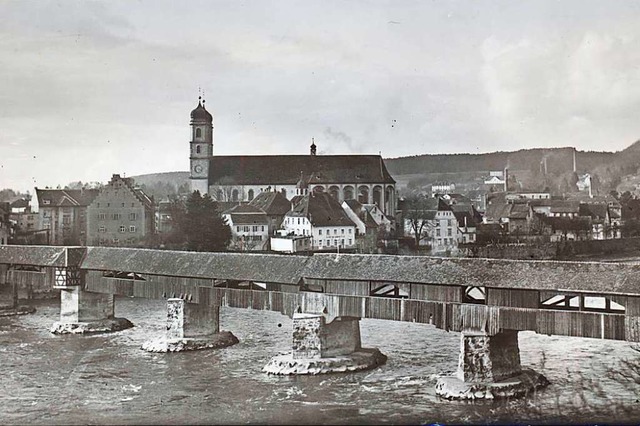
<box><xmin>579</xmin><ymin>203</ymin><xmax>608</xmax><ymax>219</ymax></box>
<box><xmin>101</xmin><ymin>174</ymin><xmax>154</xmax><ymax>210</ymax></box>
<box><xmin>208</xmin><ymin>155</ymin><xmax>395</xmax><ymax>185</ymax></box>
<box><xmin>224</xmin><ymin>204</ymin><xmax>269</xmax><ymax>225</ymax></box>
<box><xmin>249</xmin><ymin>191</ymin><xmax>291</xmax><ymax>216</ymax></box>
<box><xmin>509</xmin><ymin>204</ymin><xmax>530</xmax><ymax>219</ymax></box>
<box><xmin>287</xmin><ymin>192</ymin><xmax>355</xmax><ymax>227</ymax></box>
<box><xmin>10</xmin><ymin>199</ymin><xmax>29</xmax><ymax>209</ymax></box>
<box><xmin>35</xmin><ymin>188</ymin><xmax>100</xmax><ymax>207</ymax></box>
<box><xmin>223</xmin><ymin>203</ymin><xmax>264</xmax><ymax>214</ymax></box>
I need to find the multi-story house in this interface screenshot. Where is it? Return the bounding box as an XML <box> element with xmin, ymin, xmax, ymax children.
<box><xmin>223</xmin><ymin>204</ymin><xmax>270</xmax><ymax>251</ymax></box>
<box><xmin>35</xmin><ymin>188</ymin><xmax>99</xmax><ymax>245</ymax></box>
<box><xmin>248</xmin><ymin>191</ymin><xmax>291</xmax><ymax>234</ymax></box>
<box><xmin>9</xmin><ymin>199</ymin><xmax>38</xmax><ymax>236</ymax></box>
<box><xmin>403</xmin><ymin>197</ymin><xmax>458</xmax><ymax>252</ymax></box>
<box><xmin>86</xmin><ymin>174</ymin><xmax>155</xmax><ymax>247</ymax></box>
<box><xmin>280</xmin><ymin>192</ymin><xmax>357</xmax><ymax>251</ymax></box>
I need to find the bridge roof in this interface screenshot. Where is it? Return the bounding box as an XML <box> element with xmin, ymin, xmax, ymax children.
<box><xmin>304</xmin><ymin>254</ymin><xmax>640</xmax><ymax>295</ymax></box>
<box><xmin>0</xmin><ymin>245</ymin><xmax>75</xmax><ymax>267</ymax></box>
<box><xmin>81</xmin><ymin>247</ymin><xmax>308</xmax><ymax>284</ymax></box>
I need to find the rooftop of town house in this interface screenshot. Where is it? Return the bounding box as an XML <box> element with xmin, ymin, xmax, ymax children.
<box><xmin>249</xmin><ymin>191</ymin><xmax>291</xmax><ymax>216</ymax></box>
<box><xmin>286</xmin><ymin>192</ymin><xmax>356</xmax><ymax>227</ymax></box>
<box><xmin>35</xmin><ymin>188</ymin><xmax>100</xmax><ymax>207</ymax></box>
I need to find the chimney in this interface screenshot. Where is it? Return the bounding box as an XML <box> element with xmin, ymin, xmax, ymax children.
<box><xmin>504</xmin><ymin>168</ymin><xmax>509</xmax><ymax>192</ymax></box>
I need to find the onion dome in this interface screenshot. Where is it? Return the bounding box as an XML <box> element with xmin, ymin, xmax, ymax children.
<box><xmin>190</xmin><ymin>97</ymin><xmax>212</xmax><ymax>122</ymax></box>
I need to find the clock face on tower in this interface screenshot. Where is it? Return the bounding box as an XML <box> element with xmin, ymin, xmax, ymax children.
<box><xmin>194</xmin><ymin>165</ymin><xmax>203</xmax><ymax>174</ymax></box>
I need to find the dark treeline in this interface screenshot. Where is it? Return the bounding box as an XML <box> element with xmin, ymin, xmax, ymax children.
<box><xmin>385</xmin><ymin>147</ymin><xmax>617</xmax><ymax>176</ymax></box>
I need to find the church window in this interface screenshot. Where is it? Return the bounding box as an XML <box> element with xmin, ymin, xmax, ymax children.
<box><xmin>281</xmin><ymin>188</ymin><xmax>287</xmax><ymax>197</ymax></box>
<box><xmin>248</xmin><ymin>189</ymin><xmax>254</xmax><ymax>200</ymax></box>
<box><xmin>232</xmin><ymin>189</ymin><xmax>239</xmax><ymax>202</ymax></box>
<box><xmin>196</xmin><ymin>128</ymin><xmax>202</xmax><ymax>138</ymax></box>
<box><xmin>196</xmin><ymin>145</ymin><xmax>201</xmax><ymax>154</ymax></box>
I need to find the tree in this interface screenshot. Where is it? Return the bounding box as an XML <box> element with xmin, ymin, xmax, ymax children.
<box><xmin>177</xmin><ymin>191</ymin><xmax>231</xmax><ymax>252</ymax></box>
<box><xmin>402</xmin><ymin>194</ymin><xmax>434</xmax><ymax>248</ymax></box>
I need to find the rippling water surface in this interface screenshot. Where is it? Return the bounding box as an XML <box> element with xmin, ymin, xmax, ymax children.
<box><xmin>0</xmin><ymin>298</ymin><xmax>638</xmax><ymax>425</ymax></box>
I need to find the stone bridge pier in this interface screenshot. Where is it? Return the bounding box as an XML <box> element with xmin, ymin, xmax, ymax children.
<box><xmin>50</xmin><ymin>286</ymin><xmax>133</xmax><ymax>334</ymax></box>
<box><xmin>263</xmin><ymin>312</ymin><xmax>386</xmax><ymax>375</ymax></box>
<box><xmin>142</xmin><ymin>297</ymin><xmax>238</xmax><ymax>352</ymax></box>
<box><xmin>435</xmin><ymin>330</ymin><xmax>549</xmax><ymax>400</ymax></box>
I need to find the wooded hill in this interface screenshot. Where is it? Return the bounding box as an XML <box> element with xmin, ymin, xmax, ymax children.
<box><xmin>384</xmin><ymin>147</ymin><xmax>615</xmax><ymax>176</ymax></box>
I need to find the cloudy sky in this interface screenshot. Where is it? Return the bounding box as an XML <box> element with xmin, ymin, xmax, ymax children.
<box><xmin>2</xmin><ymin>0</ymin><xmax>640</xmax><ymax>193</ymax></box>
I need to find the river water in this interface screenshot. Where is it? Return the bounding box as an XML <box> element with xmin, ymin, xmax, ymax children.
<box><xmin>0</xmin><ymin>297</ymin><xmax>638</xmax><ymax>425</ymax></box>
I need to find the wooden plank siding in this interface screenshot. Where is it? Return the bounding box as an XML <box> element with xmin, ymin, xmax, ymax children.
<box><xmin>410</xmin><ymin>284</ymin><xmax>463</xmax><ymax>302</ymax></box>
<box><xmin>487</xmin><ymin>288</ymin><xmax>539</xmax><ymax>308</ymax></box>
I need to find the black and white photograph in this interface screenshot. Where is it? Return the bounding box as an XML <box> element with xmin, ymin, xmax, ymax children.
<box><xmin>0</xmin><ymin>1</ymin><xmax>639</xmax><ymax>424</ymax></box>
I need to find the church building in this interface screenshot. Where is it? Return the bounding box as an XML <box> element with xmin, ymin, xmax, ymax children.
<box><xmin>188</xmin><ymin>98</ymin><xmax>397</xmax><ymax>217</ymax></box>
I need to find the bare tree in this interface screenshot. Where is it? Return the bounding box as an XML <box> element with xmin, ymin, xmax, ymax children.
<box><xmin>402</xmin><ymin>194</ymin><xmax>435</xmax><ymax>248</ymax></box>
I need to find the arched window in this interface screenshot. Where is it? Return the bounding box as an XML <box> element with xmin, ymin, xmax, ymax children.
<box><xmin>217</xmin><ymin>189</ymin><xmax>223</xmax><ymax>201</ymax></box>
<box><xmin>281</xmin><ymin>188</ymin><xmax>287</xmax><ymax>198</ymax></box>
<box><xmin>196</xmin><ymin>145</ymin><xmax>201</xmax><ymax>154</ymax></box>
<box><xmin>232</xmin><ymin>189</ymin><xmax>239</xmax><ymax>202</ymax></box>
<box><xmin>195</xmin><ymin>128</ymin><xmax>202</xmax><ymax>138</ymax></box>
<box><xmin>248</xmin><ymin>189</ymin><xmax>254</xmax><ymax>200</ymax></box>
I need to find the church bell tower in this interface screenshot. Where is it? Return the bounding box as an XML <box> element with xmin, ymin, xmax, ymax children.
<box><xmin>189</xmin><ymin>96</ymin><xmax>213</xmax><ymax>194</ymax></box>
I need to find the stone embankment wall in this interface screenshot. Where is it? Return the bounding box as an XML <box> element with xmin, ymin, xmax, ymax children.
<box><xmin>460</xmin><ymin>237</ymin><xmax>640</xmax><ymax>260</ymax></box>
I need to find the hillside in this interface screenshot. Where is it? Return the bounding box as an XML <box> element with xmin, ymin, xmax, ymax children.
<box><xmin>128</xmin><ymin>171</ymin><xmax>190</xmax><ymax>200</ymax></box>
<box><xmin>385</xmin><ymin>147</ymin><xmax>615</xmax><ymax>176</ymax></box>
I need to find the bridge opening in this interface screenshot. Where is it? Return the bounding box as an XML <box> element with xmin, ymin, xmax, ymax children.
<box><xmin>463</xmin><ymin>286</ymin><xmax>486</xmax><ymax>304</ymax></box>
<box><xmin>215</xmin><ymin>280</ymin><xmax>267</xmax><ymax>290</ymax></box>
<box><xmin>370</xmin><ymin>283</ymin><xmax>408</xmax><ymax>299</ymax></box>
<box><xmin>540</xmin><ymin>294</ymin><xmax>625</xmax><ymax>313</ymax></box>
<box><xmin>102</xmin><ymin>271</ymin><xmax>146</xmax><ymax>280</ymax></box>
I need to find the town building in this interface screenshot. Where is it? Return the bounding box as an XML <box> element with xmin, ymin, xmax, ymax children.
<box><xmin>35</xmin><ymin>188</ymin><xmax>100</xmax><ymax>245</ymax></box>
<box><xmin>187</xmin><ymin>98</ymin><xmax>397</xmax><ymax>217</ymax></box>
<box><xmin>86</xmin><ymin>174</ymin><xmax>155</xmax><ymax>247</ymax></box>
<box><xmin>280</xmin><ymin>192</ymin><xmax>357</xmax><ymax>251</ymax></box>
<box><xmin>248</xmin><ymin>190</ymin><xmax>291</xmax><ymax>233</ymax></box>
<box><xmin>222</xmin><ymin>204</ymin><xmax>270</xmax><ymax>251</ymax></box>
<box><xmin>9</xmin><ymin>198</ymin><xmax>39</xmax><ymax>238</ymax></box>
<box><xmin>342</xmin><ymin>199</ymin><xmax>392</xmax><ymax>252</ymax></box>
<box><xmin>403</xmin><ymin>197</ymin><xmax>459</xmax><ymax>252</ymax></box>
